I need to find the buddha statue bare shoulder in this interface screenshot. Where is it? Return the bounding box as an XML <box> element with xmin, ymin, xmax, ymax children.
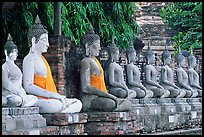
<box><xmin>160</xmin><ymin>43</ymin><xmax>186</xmax><ymax>98</ymax></box>
<box><xmin>2</xmin><ymin>34</ymin><xmax>38</xmax><ymax>107</ymax></box>
<box><xmin>22</xmin><ymin>15</ymin><xmax>82</xmax><ymax>113</ymax></box>
<box><xmin>106</xmin><ymin>37</ymin><xmax>136</xmax><ymax>99</ymax></box>
<box><xmin>143</xmin><ymin>40</ymin><xmax>170</xmax><ymax>98</ymax></box>
<box><xmin>175</xmin><ymin>46</ymin><xmax>197</xmax><ymax>98</ymax></box>
<box><xmin>187</xmin><ymin>48</ymin><xmax>201</xmax><ymax>97</ymax></box>
<box><xmin>126</xmin><ymin>39</ymin><xmax>153</xmax><ymax>98</ymax></box>
<box><xmin>80</xmin><ymin>24</ymin><xmax>132</xmax><ymax>112</ymax></box>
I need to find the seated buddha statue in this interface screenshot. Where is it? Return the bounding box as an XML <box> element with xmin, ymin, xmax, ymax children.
<box><xmin>2</xmin><ymin>34</ymin><xmax>38</xmax><ymax>107</ymax></box>
<box><xmin>80</xmin><ymin>24</ymin><xmax>131</xmax><ymax>112</ymax></box>
<box><xmin>126</xmin><ymin>40</ymin><xmax>153</xmax><ymax>98</ymax></box>
<box><xmin>175</xmin><ymin>46</ymin><xmax>197</xmax><ymax>98</ymax></box>
<box><xmin>105</xmin><ymin>37</ymin><xmax>136</xmax><ymax>99</ymax></box>
<box><xmin>143</xmin><ymin>40</ymin><xmax>170</xmax><ymax>98</ymax></box>
<box><xmin>160</xmin><ymin>44</ymin><xmax>186</xmax><ymax>98</ymax></box>
<box><xmin>22</xmin><ymin>15</ymin><xmax>82</xmax><ymax>113</ymax></box>
<box><xmin>187</xmin><ymin>48</ymin><xmax>201</xmax><ymax>97</ymax></box>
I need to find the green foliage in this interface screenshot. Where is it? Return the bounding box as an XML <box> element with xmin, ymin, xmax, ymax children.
<box><xmin>160</xmin><ymin>2</ymin><xmax>202</xmax><ymax>55</ymax></box>
<box><xmin>2</xmin><ymin>2</ymin><xmax>139</xmax><ymax>59</ymax></box>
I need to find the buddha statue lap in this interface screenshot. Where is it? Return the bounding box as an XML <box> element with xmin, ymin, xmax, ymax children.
<box><xmin>187</xmin><ymin>48</ymin><xmax>201</xmax><ymax>97</ymax></box>
<box><xmin>160</xmin><ymin>44</ymin><xmax>186</xmax><ymax>98</ymax></box>
<box><xmin>2</xmin><ymin>34</ymin><xmax>38</xmax><ymax>107</ymax></box>
<box><xmin>22</xmin><ymin>15</ymin><xmax>82</xmax><ymax>113</ymax></box>
<box><xmin>126</xmin><ymin>40</ymin><xmax>153</xmax><ymax>98</ymax></box>
<box><xmin>143</xmin><ymin>41</ymin><xmax>170</xmax><ymax>98</ymax></box>
<box><xmin>105</xmin><ymin>37</ymin><xmax>137</xmax><ymax>99</ymax></box>
<box><xmin>80</xmin><ymin>24</ymin><xmax>131</xmax><ymax>112</ymax></box>
<box><xmin>175</xmin><ymin>46</ymin><xmax>197</xmax><ymax>98</ymax></box>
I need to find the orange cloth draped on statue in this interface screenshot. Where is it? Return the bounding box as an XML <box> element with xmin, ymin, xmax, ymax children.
<box><xmin>34</xmin><ymin>56</ymin><xmax>57</xmax><ymax>99</ymax></box>
<box><xmin>90</xmin><ymin>57</ymin><xmax>107</xmax><ymax>93</ymax></box>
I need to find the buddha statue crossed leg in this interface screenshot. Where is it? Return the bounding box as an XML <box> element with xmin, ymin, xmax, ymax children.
<box><xmin>2</xmin><ymin>34</ymin><xmax>38</xmax><ymax>107</ymax></box>
<box><xmin>23</xmin><ymin>15</ymin><xmax>82</xmax><ymax>113</ymax></box>
<box><xmin>80</xmin><ymin>24</ymin><xmax>131</xmax><ymax>112</ymax></box>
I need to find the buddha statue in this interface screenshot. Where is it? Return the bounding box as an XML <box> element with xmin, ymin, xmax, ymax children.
<box><xmin>187</xmin><ymin>48</ymin><xmax>201</xmax><ymax>97</ymax></box>
<box><xmin>22</xmin><ymin>15</ymin><xmax>82</xmax><ymax>113</ymax></box>
<box><xmin>143</xmin><ymin>40</ymin><xmax>170</xmax><ymax>98</ymax></box>
<box><xmin>160</xmin><ymin>43</ymin><xmax>186</xmax><ymax>98</ymax></box>
<box><xmin>105</xmin><ymin>36</ymin><xmax>136</xmax><ymax>99</ymax></box>
<box><xmin>80</xmin><ymin>24</ymin><xmax>131</xmax><ymax>112</ymax></box>
<box><xmin>175</xmin><ymin>46</ymin><xmax>197</xmax><ymax>98</ymax></box>
<box><xmin>126</xmin><ymin>40</ymin><xmax>153</xmax><ymax>98</ymax></box>
<box><xmin>2</xmin><ymin>34</ymin><xmax>38</xmax><ymax>107</ymax></box>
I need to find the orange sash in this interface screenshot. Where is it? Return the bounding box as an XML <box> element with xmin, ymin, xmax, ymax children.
<box><xmin>34</xmin><ymin>56</ymin><xmax>57</xmax><ymax>99</ymax></box>
<box><xmin>90</xmin><ymin>57</ymin><xmax>107</xmax><ymax>93</ymax></box>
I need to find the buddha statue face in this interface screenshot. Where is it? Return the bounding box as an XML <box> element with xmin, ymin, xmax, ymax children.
<box><xmin>179</xmin><ymin>57</ymin><xmax>186</xmax><ymax>67</ymax></box>
<box><xmin>32</xmin><ymin>33</ymin><xmax>49</xmax><ymax>53</ymax></box>
<box><xmin>128</xmin><ymin>52</ymin><xmax>136</xmax><ymax>63</ymax></box>
<box><xmin>165</xmin><ymin>56</ymin><xmax>171</xmax><ymax>65</ymax></box>
<box><xmin>162</xmin><ymin>49</ymin><xmax>171</xmax><ymax>65</ymax></box>
<box><xmin>111</xmin><ymin>50</ymin><xmax>119</xmax><ymax>62</ymax></box>
<box><xmin>7</xmin><ymin>49</ymin><xmax>18</xmax><ymax>61</ymax></box>
<box><xmin>86</xmin><ymin>39</ymin><xmax>101</xmax><ymax>57</ymax></box>
<box><xmin>188</xmin><ymin>55</ymin><xmax>197</xmax><ymax>68</ymax></box>
<box><xmin>4</xmin><ymin>34</ymin><xmax>18</xmax><ymax>61</ymax></box>
<box><xmin>148</xmin><ymin>54</ymin><xmax>155</xmax><ymax>64</ymax></box>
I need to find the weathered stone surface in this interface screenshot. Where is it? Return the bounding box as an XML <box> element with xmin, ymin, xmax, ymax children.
<box><xmin>2</xmin><ymin>115</ymin><xmax>16</xmax><ymax>131</ymax></box>
<box><xmin>172</xmin><ymin>98</ymin><xmax>191</xmax><ymax>112</ymax></box>
<box><xmin>156</xmin><ymin>98</ymin><xmax>176</xmax><ymax>114</ymax></box>
<box><xmin>42</xmin><ymin>113</ymin><xmax>87</xmax><ymax>126</ymax></box>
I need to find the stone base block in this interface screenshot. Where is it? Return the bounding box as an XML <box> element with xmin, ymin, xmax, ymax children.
<box><xmin>42</xmin><ymin>113</ymin><xmax>88</xmax><ymax>135</ymax></box>
<box><xmin>172</xmin><ymin>98</ymin><xmax>191</xmax><ymax>112</ymax></box>
<box><xmin>142</xmin><ymin>114</ymin><xmax>158</xmax><ymax>133</ymax></box>
<box><xmin>85</xmin><ymin>112</ymin><xmax>143</xmax><ymax>135</ymax></box>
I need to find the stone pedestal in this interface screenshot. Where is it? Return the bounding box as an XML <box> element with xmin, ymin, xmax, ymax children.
<box><xmin>84</xmin><ymin>112</ymin><xmax>143</xmax><ymax>135</ymax></box>
<box><xmin>140</xmin><ymin>98</ymin><xmax>161</xmax><ymax>114</ymax></box>
<box><xmin>171</xmin><ymin>98</ymin><xmax>191</xmax><ymax>112</ymax></box>
<box><xmin>155</xmin><ymin>98</ymin><xmax>177</xmax><ymax>131</ymax></box>
<box><xmin>2</xmin><ymin>107</ymin><xmax>47</xmax><ymax>135</ymax></box>
<box><xmin>186</xmin><ymin>98</ymin><xmax>202</xmax><ymax>127</ymax></box>
<box><xmin>139</xmin><ymin>98</ymin><xmax>161</xmax><ymax>133</ymax></box>
<box><xmin>42</xmin><ymin>113</ymin><xmax>88</xmax><ymax>135</ymax></box>
<box><xmin>130</xmin><ymin>99</ymin><xmax>145</xmax><ymax>114</ymax></box>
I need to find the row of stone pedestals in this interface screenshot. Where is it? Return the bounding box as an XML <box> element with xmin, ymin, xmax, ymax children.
<box><xmin>2</xmin><ymin>97</ymin><xmax>202</xmax><ymax>135</ymax></box>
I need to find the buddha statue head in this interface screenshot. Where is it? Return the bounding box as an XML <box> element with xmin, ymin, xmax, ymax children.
<box><xmin>80</xmin><ymin>23</ymin><xmax>101</xmax><ymax>57</ymax></box>
<box><xmin>126</xmin><ymin>39</ymin><xmax>136</xmax><ymax>64</ymax></box>
<box><xmin>176</xmin><ymin>46</ymin><xmax>185</xmax><ymax>67</ymax></box>
<box><xmin>27</xmin><ymin>15</ymin><xmax>49</xmax><ymax>53</ymax></box>
<box><xmin>144</xmin><ymin>40</ymin><xmax>155</xmax><ymax>65</ymax></box>
<box><xmin>161</xmin><ymin>44</ymin><xmax>171</xmax><ymax>65</ymax></box>
<box><xmin>4</xmin><ymin>34</ymin><xmax>18</xmax><ymax>61</ymax></box>
<box><xmin>108</xmin><ymin>36</ymin><xmax>119</xmax><ymax>62</ymax></box>
<box><xmin>187</xmin><ymin>47</ymin><xmax>197</xmax><ymax>69</ymax></box>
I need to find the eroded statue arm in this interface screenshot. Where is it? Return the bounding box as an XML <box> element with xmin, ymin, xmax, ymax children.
<box><xmin>2</xmin><ymin>66</ymin><xmax>25</xmax><ymax>97</ymax></box>
<box><xmin>109</xmin><ymin>64</ymin><xmax>127</xmax><ymax>90</ymax></box>
<box><xmin>145</xmin><ymin>66</ymin><xmax>163</xmax><ymax>89</ymax></box>
<box><xmin>188</xmin><ymin>70</ymin><xmax>202</xmax><ymax>89</ymax></box>
<box><xmin>80</xmin><ymin>60</ymin><xmax>117</xmax><ymax>101</ymax></box>
<box><xmin>161</xmin><ymin>67</ymin><xmax>178</xmax><ymax>89</ymax></box>
<box><xmin>127</xmin><ymin>66</ymin><xmax>145</xmax><ymax>90</ymax></box>
<box><xmin>22</xmin><ymin>57</ymin><xmax>62</xmax><ymax>99</ymax></box>
<box><xmin>176</xmin><ymin>69</ymin><xmax>193</xmax><ymax>91</ymax></box>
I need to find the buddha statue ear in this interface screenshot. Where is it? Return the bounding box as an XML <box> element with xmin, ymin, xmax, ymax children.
<box><xmin>31</xmin><ymin>37</ymin><xmax>36</xmax><ymax>53</ymax></box>
<box><xmin>4</xmin><ymin>49</ymin><xmax>8</xmax><ymax>57</ymax></box>
<box><xmin>85</xmin><ymin>43</ymin><xmax>89</xmax><ymax>56</ymax></box>
<box><xmin>127</xmin><ymin>54</ymin><xmax>130</xmax><ymax>64</ymax></box>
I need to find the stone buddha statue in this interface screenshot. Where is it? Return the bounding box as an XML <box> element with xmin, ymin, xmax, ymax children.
<box><xmin>22</xmin><ymin>15</ymin><xmax>82</xmax><ymax>113</ymax></box>
<box><xmin>143</xmin><ymin>40</ymin><xmax>170</xmax><ymax>98</ymax></box>
<box><xmin>160</xmin><ymin>44</ymin><xmax>186</xmax><ymax>98</ymax></box>
<box><xmin>175</xmin><ymin>46</ymin><xmax>197</xmax><ymax>98</ymax></box>
<box><xmin>2</xmin><ymin>34</ymin><xmax>38</xmax><ymax>107</ymax></box>
<box><xmin>126</xmin><ymin>39</ymin><xmax>153</xmax><ymax>98</ymax></box>
<box><xmin>80</xmin><ymin>24</ymin><xmax>131</xmax><ymax>112</ymax></box>
<box><xmin>105</xmin><ymin>36</ymin><xmax>136</xmax><ymax>99</ymax></box>
<box><xmin>187</xmin><ymin>48</ymin><xmax>202</xmax><ymax>97</ymax></box>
